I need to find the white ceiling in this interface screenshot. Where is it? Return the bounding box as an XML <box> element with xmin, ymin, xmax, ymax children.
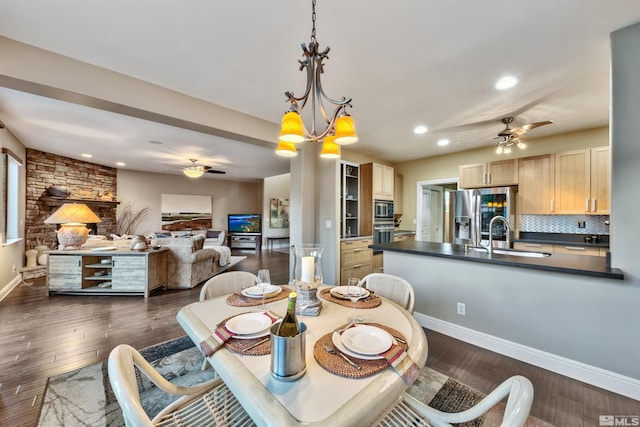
<box><xmin>1</xmin><ymin>1</ymin><xmax>639</xmax><ymax>180</ymax></box>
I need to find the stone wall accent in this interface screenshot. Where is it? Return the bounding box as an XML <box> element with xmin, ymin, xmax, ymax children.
<box><xmin>25</xmin><ymin>149</ymin><xmax>118</xmax><ymax>249</ymax></box>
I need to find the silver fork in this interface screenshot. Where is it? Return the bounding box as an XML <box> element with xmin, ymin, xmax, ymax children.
<box><xmin>322</xmin><ymin>342</ymin><xmax>361</xmax><ymax>370</ymax></box>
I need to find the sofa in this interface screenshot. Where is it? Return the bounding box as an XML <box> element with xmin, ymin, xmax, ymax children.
<box><xmin>151</xmin><ymin>235</ymin><xmax>227</xmax><ymax>289</ymax></box>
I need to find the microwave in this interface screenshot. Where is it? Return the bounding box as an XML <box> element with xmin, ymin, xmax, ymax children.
<box><xmin>374</xmin><ymin>199</ymin><xmax>394</xmax><ymax>221</ymax></box>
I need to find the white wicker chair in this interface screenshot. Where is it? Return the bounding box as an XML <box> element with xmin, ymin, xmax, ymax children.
<box><xmin>199</xmin><ymin>271</ymin><xmax>259</xmax><ymax>370</ymax></box>
<box><xmin>199</xmin><ymin>271</ymin><xmax>259</xmax><ymax>301</ymax></box>
<box><xmin>108</xmin><ymin>344</ymin><xmax>255</xmax><ymax>427</ymax></box>
<box><xmin>360</xmin><ymin>273</ymin><xmax>415</xmax><ymax>314</ymax></box>
<box><xmin>373</xmin><ymin>375</ymin><xmax>534</xmax><ymax>427</ymax></box>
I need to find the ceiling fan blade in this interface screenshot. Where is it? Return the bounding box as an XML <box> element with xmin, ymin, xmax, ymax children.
<box><xmin>205</xmin><ymin>169</ymin><xmax>226</xmax><ymax>174</ymax></box>
<box><xmin>512</xmin><ymin>120</ymin><xmax>553</xmax><ymax>135</ymax></box>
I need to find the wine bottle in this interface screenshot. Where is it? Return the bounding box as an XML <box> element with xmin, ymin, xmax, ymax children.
<box><xmin>277</xmin><ymin>292</ymin><xmax>300</xmax><ymax>337</ymax></box>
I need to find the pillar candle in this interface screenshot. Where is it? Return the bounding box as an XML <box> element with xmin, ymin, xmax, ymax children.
<box><xmin>301</xmin><ymin>256</ymin><xmax>314</xmax><ymax>283</ymax></box>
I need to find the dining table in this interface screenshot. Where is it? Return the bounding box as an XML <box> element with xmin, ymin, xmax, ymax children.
<box><xmin>176</xmin><ymin>285</ymin><xmax>428</xmax><ymax>427</ymax></box>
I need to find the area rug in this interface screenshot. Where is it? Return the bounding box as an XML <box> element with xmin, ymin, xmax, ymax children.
<box><xmin>38</xmin><ymin>336</ymin><xmax>554</xmax><ymax>427</ymax></box>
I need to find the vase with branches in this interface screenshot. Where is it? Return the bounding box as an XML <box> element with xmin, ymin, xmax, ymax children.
<box><xmin>116</xmin><ymin>202</ymin><xmax>150</xmax><ymax>236</ymax></box>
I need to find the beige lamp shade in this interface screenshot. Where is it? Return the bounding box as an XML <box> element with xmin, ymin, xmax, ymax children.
<box><xmin>44</xmin><ymin>203</ymin><xmax>102</xmax><ymax>225</ymax></box>
<box><xmin>45</xmin><ymin>203</ymin><xmax>102</xmax><ymax>249</ymax></box>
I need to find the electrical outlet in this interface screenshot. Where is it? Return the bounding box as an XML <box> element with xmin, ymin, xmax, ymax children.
<box><xmin>457</xmin><ymin>302</ymin><xmax>466</xmax><ymax>316</ymax></box>
<box><xmin>12</xmin><ymin>265</ymin><xmax>17</xmax><ymax>273</ymax></box>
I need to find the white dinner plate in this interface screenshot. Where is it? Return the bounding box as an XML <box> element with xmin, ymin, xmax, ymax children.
<box><xmin>330</xmin><ymin>286</ymin><xmax>370</xmax><ymax>300</ymax></box>
<box><xmin>332</xmin><ymin>330</ymin><xmax>396</xmax><ymax>360</ymax></box>
<box><xmin>225</xmin><ymin>312</ymin><xmax>273</xmax><ymax>335</ymax></box>
<box><xmin>341</xmin><ymin>325</ymin><xmax>393</xmax><ymax>356</ymax></box>
<box><xmin>242</xmin><ymin>285</ymin><xmax>282</xmax><ymax>299</ymax></box>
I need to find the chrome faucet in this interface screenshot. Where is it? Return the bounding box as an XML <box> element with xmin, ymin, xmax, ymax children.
<box><xmin>488</xmin><ymin>215</ymin><xmax>511</xmax><ymax>255</ymax></box>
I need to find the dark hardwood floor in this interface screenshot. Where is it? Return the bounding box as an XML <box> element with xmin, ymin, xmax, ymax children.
<box><xmin>1</xmin><ymin>248</ymin><xmax>638</xmax><ymax>426</ymax></box>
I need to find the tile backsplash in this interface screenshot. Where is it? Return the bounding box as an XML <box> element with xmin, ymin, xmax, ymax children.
<box><xmin>519</xmin><ymin>215</ymin><xmax>610</xmax><ymax>235</ymax></box>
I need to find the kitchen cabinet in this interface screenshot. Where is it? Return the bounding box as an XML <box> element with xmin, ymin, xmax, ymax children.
<box><xmin>340</xmin><ymin>161</ymin><xmax>360</xmax><ymax>238</ymax></box>
<box><xmin>555</xmin><ymin>147</ymin><xmax>610</xmax><ymax>214</ymax></box>
<box><xmin>339</xmin><ymin>238</ymin><xmax>373</xmax><ymax>285</ymax></box>
<box><xmin>361</xmin><ymin>163</ymin><xmax>394</xmax><ymax>201</ymax></box>
<box><xmin>513</xmin><ymin>242</ymin><xmax>604</xmax><ymax>257</ymax></box>
<box><xmin>394</xmin><ymin>174</ymin><xmax>403</xmax><ymax>215</ymax></box>
<box><xmin>459</xmin><ymin>159</ymin><xmax>519</xmax><ymax>188</ymax></box>
<box><xmin>518</xmin><ymin>154</ymin><xmax>556</xmax><ymax>214</ymax></box>
<box><xmin>47</xmin><ymin>249</ymin><xmax>168</xmax><ymax>297</ymax></box>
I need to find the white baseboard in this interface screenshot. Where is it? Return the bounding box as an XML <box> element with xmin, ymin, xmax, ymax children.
<box><xmin>0</xmin><ymin>274</ymin><xmax>23</xmax><ymax>302</ymax></box>
<box><xmin>415</xmin><ymin>312</ymin><xmax>640</xmax><ymax>401</ymax></box>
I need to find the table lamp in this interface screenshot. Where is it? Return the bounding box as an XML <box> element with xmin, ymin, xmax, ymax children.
<box><xmin>44</xmin><ymin>203</ymin><xmax>102</xmax><ymax>249</ymax></box>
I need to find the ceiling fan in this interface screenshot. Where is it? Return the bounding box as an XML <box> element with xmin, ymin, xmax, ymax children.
<box><xmin>182</xmin><ymin>159</ymin><xmax>226</xmax><ymax>178</ymax></box>
<box><xmin>495</xmin><ymin>117</ymin><xmax>553</xmax><ymax>154</ymax></box>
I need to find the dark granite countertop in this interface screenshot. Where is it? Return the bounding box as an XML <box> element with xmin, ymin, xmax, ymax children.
<box><xmin>515</xmin><ymin>232</ymin><xmax>610</xmax><ymax>248</ymax></box>
<box><xmin>370</xmin><ymin>240</ymin><xmax>623</xmax><ymax>280</ymax></box>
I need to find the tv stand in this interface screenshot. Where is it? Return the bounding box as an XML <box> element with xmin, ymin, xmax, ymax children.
<box><xmin>228</xmin><ymin>233</ymin><xmax>261</xmax><ymax>251</ymax></box>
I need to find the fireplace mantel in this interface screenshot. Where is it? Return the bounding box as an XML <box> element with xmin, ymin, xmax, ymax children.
<box><xmin>41</xmin><ymin>196</ymin><xmax>120</xmax><ymax>209</ymax></box>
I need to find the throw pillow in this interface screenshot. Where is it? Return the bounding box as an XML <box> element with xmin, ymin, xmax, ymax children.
<box><xmin>206</xmin><ymin>230</ymin><xmax>221</xmax><ymax>238</ymax></box>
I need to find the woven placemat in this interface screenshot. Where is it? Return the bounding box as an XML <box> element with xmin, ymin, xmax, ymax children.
<box><xmin>319</xmin><ymin>287</ymin><xmax>382</xmax><ymax>309</ymax></box>
<box><xmin>313</xmin><ymin>323</ymin><xmax>408</xmax><ymax>379</ymax></box>
<box><xmin>226</xmin><ymin>335</ymin><xmax>271</xmax><ymax>356</ymax></box>
<box><xmin>226</xmin><ymin>285</ymin><xmax>293</xmax><ymax>307</ymax></box>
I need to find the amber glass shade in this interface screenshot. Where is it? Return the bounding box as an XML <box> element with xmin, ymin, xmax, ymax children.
<box><xmin>320</xmin><ymin>135</ymin><xmax>340</xmax><ymax>158</ymax></box>
<box><xmin>275</xmin><ymin>140</ymin><xmax>298</xmax><ymax>157</ymax></box>
<box><xmin>334</xmin><ymin>114</ymin><xmax>358</xmax><ymax>145</ymax></box>
<box><xmin>279</xmin><ymin>112</ymin><xmax>305</xmax><ymax>143</ymax></box>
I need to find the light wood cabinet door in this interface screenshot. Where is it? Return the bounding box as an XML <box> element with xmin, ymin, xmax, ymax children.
<box><xmin>590</xmin><ymin>146</ymin><xmax>610</xmax><ymax>214</ymax></box>
<box><xmin>555</xmin><ymin>149</ymin><xmax>591</xmax><ymax>214</ymax></box>
<box><xmin>372</xmin><ymin>164</ymin><xmax>394</xmax><ymax>200</ymax></box>
<box><xmin>518</xmin><ymin>154</ymin><xmax>556</xmax><ymax>214</ymax></box>
<box><xmin>459</xmin><ymin>163</ymin><xmax>486</xmax><ymax>188</ymax></box>
<box><xmin>487</xmin><ymin>159</ymin><xmax>519</xmax><ymax>186</ymax></box>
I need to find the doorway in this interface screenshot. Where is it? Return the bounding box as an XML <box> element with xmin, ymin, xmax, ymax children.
<box><xmin>416</xmin><ymin>179</ymin><xmax>458</xmax><ymax>242</ymax></box>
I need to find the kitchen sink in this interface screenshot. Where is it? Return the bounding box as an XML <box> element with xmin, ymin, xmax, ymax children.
<box><xmin>464</xmin><ymin>245</ymin><xmax>551</xmax><ymax>258</ymax></box>
<box><xmin>492</xmin><ymin>249</ymin><xmax>551</xmax><ymax>258</ymax></box>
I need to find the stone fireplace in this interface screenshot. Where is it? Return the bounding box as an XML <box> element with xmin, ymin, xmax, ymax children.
<box><xmin>25</xmin><ymin>149</ymin><xmax>119</xmax><ymax>250</ymax></box>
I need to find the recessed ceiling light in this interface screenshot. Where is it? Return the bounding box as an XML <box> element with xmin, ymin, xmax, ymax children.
<box><xmin>495</xmin><ymin>76</ymin><xmax>518</xmax><ymax>90</ymax></box>
<box><xmin>81</xmin><ymin>153</ymin><xmax>92</xmax><ymax>158</ymax></box>
<box><xmin>437</xmin><ymin>139</ymin><xmax>450</xmax><ymax>147</ymax></box>
<box><xmin>414</xmin><ymin>125</ymin><xmax>428</xmax><ymax>135</ymax></box>
<box><xmin>116</xmin><ymin>162</ymin><xmax>125</xmax><ymax>167</ymax></box>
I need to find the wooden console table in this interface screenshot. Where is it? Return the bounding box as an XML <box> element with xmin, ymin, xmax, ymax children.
<box><xmin>47</xmin><ymin>248</ymin><xmax>168</xmax><ymax>298</ymax></box>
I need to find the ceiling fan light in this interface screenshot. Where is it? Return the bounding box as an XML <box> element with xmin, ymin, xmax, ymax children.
<box><xmin>334</xmin><ymin>114</ymin><xmax>358</xmax><ymax>145</ymax></box>
<box><xmin>495</xmin><ymin>145</ymin><xmax>503</xmax><ymax>155</ymax></box>
<box><xmin>503</xmin><ymin>145</ymin><xmax>512</xmax><ymax>154</ymax></box>
<box><xmin>279</xmin><ymin>112</ymin><xmax>305</xmax><ymax>143</ymax></box>
<box><xmin>495</xmin><ymin>76</ymin><xmax>518</xmax><ymax>90</ymax></box>
<box><xmin>320</xmin><ymin>135</ymin><xmax>340</xmax><ymax>158</ymax></box>
<box><xmin>275</xmin><ymin>140</ymin><xmax>298</xmax><ymax>157</ymax></box>
<box><xmin>517</xmin><ymin>141</ymin><xmax>527</xmax><ymax>149</ymax></box>
<box><xmin>183</xmin><ymin>167</ymin><xmax>204</xmax><ymax>178</ymax></box>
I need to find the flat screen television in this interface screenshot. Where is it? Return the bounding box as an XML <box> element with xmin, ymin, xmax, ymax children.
<box><xmin>228</xmin><ymin>214</ymin><xmax>261</xmax><ymax>234</ymax></box>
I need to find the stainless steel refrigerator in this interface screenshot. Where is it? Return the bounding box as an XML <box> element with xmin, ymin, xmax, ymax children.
<box><xmin>450</xmin><ymin>186</ymin><xmax>516</xmax><ymax>248</ymax></box>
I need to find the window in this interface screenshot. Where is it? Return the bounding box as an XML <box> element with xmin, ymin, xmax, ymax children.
<box><xmin>2</xmin><ymin>149</ymin><xmax>21</xmax><ymax>244</ymax></box>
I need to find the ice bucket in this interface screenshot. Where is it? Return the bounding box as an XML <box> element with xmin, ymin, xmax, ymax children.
<box><xmin>270</xmin><ymin>322</ymin><xmax>307</xmax><ymax>381</ymax></box>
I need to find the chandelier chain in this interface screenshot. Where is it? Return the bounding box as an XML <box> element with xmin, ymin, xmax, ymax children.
<box><xmin>311</xmin><ymin>0</ymin><xmax>317</xmax><ymax>43</ymax></box>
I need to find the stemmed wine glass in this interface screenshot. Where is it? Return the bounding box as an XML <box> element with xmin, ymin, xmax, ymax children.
<box><xmin>345</xmin><ymin>277</ymin><xmax>363</xmax><ymax>323</ymax></box>
<box><xmin>257</xmin><ymin>269</ymin><xmax>271</xmax><ymax>311</ymax></box>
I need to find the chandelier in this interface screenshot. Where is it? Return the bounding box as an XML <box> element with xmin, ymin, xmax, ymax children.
<box><xmin>275</xmin><ymin>0</ymin><xmax>358</xmax><ymax>159</ymax></box>
<box><xmin>183</xmin><ymin>159</ymin><xmax>205</xmax><ymax>178</ymax></box>
<box><xmin>495</xmin><ymin>135</ymin><xmax>526</xmax><ymax>155</ymax></box>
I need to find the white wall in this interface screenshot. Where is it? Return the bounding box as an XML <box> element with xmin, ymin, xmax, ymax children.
<box><xmin>263</xmin><ymin>173</ymin><xmax>290</xmax><ymax>241</ymax></box>
<box><xmin>0</xmin><ymin>130</ymin><xmax>26</xmax><ymax>294</ymax></box>
<box><xmin>117</xmin><ymin>169</ymin><xmax>262</xmax><ymax>235</ymax></box>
